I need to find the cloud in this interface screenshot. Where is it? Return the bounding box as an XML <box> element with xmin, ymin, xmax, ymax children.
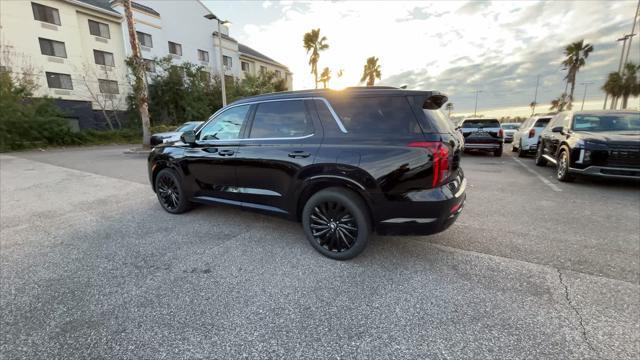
<box><xmin>262</xmin><ymin>1</ymin><xmax>272</xmax><ymax>9</ymax></box>
<box><xmin>233</xmin><ymin>0</ymin><xmax>638</xmax><ymax>113</ymax></box>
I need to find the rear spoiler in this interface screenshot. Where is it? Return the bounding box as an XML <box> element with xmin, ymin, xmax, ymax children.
<box><xmin>422</xmin><ymin>92</ymin><xmax>448</xmax><ymax>110</ymax></box>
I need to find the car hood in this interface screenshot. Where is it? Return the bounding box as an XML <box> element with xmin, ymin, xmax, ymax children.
<box><xmin>152</xmin><ymin>131</ymin><xmax>181</xmax><ymax>138</ymax></box>
<box><xmin>579</xmin><ymin>131</ymin><xmax>640</xmax><ymax>143</ymax></box>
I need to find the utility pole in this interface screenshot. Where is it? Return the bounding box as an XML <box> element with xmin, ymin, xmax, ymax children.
<box><xmin>473</xmin><ymin>90</ymin><xmax>482</xmax><ymax>116</ymax></box>
<box><xmin>580</xmin><ymin>82</ymin><xmax>593</xmax><ymax>110</ymax></box>
<box><xmin>210</xmin><ymin>15</ymin><xmax>231</xmax><ymax>107</ymax></box>
<box><xmin>612</xmin><ymin>35</ymin><xmax>632</xmax><ymax>109</ymax></box>
<box><xmin>531</xmin><ymin>75</ymin><xmax>540</xmax><ymax>115</ymax></box>
<box><xmin>624</xmin><ymin>0</ymin><xmax>640</xmax><ymax>65</ymax></box>
<box><xmin>123</xmin><ymin>0</ymin><xmax>151</xmax><ymax>148</ymax></box>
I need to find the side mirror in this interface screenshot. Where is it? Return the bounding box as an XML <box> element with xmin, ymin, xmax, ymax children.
<box><xmin>551</xmin><ymin>126</ymin><xmax>564</xmax><ymax>133</ymax></box>
<box><xmin>180</xmin><ymin>130</ymin><xmax>196</xmax><ymax>144</ymax></box>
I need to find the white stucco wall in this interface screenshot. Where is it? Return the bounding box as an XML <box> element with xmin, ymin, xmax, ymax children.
<box><xmin>0</xmin><ymin>0</ymin><xmax>129</xmax><ymax>110</ymax></box>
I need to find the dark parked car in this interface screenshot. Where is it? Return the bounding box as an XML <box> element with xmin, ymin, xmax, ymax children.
<box><xmin>536</xmin><ymin>110</ymin><xmax>640</xmax><ymax>181</ymax></box>
<box><xmin>458</xmin><ymin>118</ymin><xmax>504</xmax><ymax>156</ymax></box>
<box><xmin>148</xmin><ymin>88</ymin><xmax>466</xmax><ymax>259</ymax></box>
<box><xmin>150</xmin><ymin>121</ymin><xmax>204</xmax><ymax>146</ymax></box>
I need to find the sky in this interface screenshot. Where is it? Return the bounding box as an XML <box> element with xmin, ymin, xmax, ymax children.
<box><xmin>202</xmin><ymin>0</ymin><xmax>640</xmax><ymax>117</ymax></box>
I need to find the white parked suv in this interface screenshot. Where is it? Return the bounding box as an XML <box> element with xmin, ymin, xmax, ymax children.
<box><xmin>512</xmin><ymin>115</ymin><xmax>552</xmax><ymax>157</ymax></box>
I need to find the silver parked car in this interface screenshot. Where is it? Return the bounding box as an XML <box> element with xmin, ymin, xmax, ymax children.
<box><xmin>512</xmin><ymin>115</ymin><xmax>552</xmax><ymax>157</ymax></box>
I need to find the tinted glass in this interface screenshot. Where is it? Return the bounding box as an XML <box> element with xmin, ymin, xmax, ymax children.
<box><xmin>199</xmin><ymin>105</ymin><xmax>249</xmax><ymax>141</ymax></box>
<box><xmin>424</xmin><ymin>109</ymin><xmax>454</xmax><ymax>133</ymax></box>
<box><xmin>572</xmin><ymin>113</ymin><xmax>640</xmax><ymax>131</ymax></box>
<box><xmin>462</xmin><ymin>119</ymin><xmax>500</xmax><ymax>128</ymax></box>
<box><xmin>501</xmin><ymin>124</ymin><xmax>519</xmax><ymax>130</ymax></box>
<box><xmin>331</xmin><ymin>96</ymin><xmax>421</xmax><ymax>135</ymax></box>
<box><xmin>250</xmin><ymin>101</ymin><xmax>312</xmax><ymax>138</ymax></box>
<box><xmin>176</xmin><ymin>122</ymin><xmax>200</xmax><ymax>132</ymax></box>
<box><xmin>533</xmin><ymin>118</ymin><xmax>551</xmax><ymax>128</ymax></box>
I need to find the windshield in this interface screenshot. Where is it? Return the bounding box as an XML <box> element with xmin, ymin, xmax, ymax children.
<box><xmin>462</xmin><ymin>119</ymin><xmax>500</xmax><ymax>128</ymax></box>
<box><xmin>176</xmin><ymin>122</ymin><xmax>200</xmax><ymax>132</ymax></box>
<box><xmin>501</xmin><ymin>124</ymin><xmax>519</xmax><ymax>130</ymax></box>
<box><xmin>572</xmin><ymin>113</ymin><xmax>640</xmax><ymax>132</ymax></box>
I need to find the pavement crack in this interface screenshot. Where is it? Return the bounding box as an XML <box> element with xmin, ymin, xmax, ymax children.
<box><xmin>557</xmin><ymin>268</ymin><xmax>600</xmax><ymax>358</ymax></box>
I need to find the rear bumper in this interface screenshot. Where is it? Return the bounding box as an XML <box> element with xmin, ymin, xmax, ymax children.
<box><xmin>375</xmin><ymin>176</ymin><xmax>466</xmax><ymax>236</ymax></box>
<box><xmin>569</xmin><ymin>166</ymin><xmax>640</xmax><ymax>179</ymax></box>
<box><xmin>464</xmin><ymin>142</ymin><xmax>502</xmax><ymax>150</ymax></box>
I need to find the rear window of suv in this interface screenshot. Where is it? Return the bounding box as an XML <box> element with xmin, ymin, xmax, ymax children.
<box><xmin>330</xmin><ymin>96</ymin><xmax>422</xmax><ymax>135</ymax></box>
<box><xmin>462</xmin><ymin>119</ymin><xmax>500</xmax><ymax>128</ymax></box>
<box><xmin>533</xmin><ymin>118</ymin><xmax>551</xmax><ymax>127</ymax></box>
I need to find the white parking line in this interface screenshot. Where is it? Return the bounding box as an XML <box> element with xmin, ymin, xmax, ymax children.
<box><xmin>512</xmin><ymin>157</ymin><xmax>563</xmax><ymax>192</ymax></box>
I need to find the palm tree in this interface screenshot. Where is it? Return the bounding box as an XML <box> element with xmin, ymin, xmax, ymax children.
<box><xmin>529</xmin><ymin>101</ymin><xmax>537</xmax><ymax>115</ymax></box>
<box><xmin>303</xmin><ymin>29</ymin><xmax>329</xmax><ymax>89</ymax></box>
<box><xmin>561</xmin><ymin>40</ymin><xmax>594</xmax><ymax>106</ymax></box>
<box><xmin>619</xmin><ymin>62</ymin><xmax>640</xmax><ymax>109</ymax></box>
<box><xmin>319</xmin><ymin>67</ymin><xmax>331</xmax><ymax>89</ymax></box>
<box><xmin>360</xmin><ymin>56</ymin><xmax>381</xmax><ymax>86</ymax></box>
<box><xmin>602</xmin><ymin>72</ymin><xmax>623</xmax><ymax>110</ymax></box>
<box><xmin>550</xmin><ymin>93</ymin><xmax>570</xmax><ymax>111</ymax></box>
<box><xmin>445</xmin><ymin>102</ymin><xmax>454</xmax><ymax>117</ymax></box>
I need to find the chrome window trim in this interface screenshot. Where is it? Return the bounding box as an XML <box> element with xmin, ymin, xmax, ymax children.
<box><xmin>196</xmin><ymin>133</ymin><xmax>315</xmax><ymax>145</ymax></box>
<box><xmin>196</xmin><ymin>97</ymin><xmax>347</xmax><ymax>142</ymax></box>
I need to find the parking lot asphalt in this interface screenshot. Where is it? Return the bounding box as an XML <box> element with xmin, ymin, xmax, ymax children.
<box><xmin>1</xmin><ymin>145</ymin><xmax>638</xmax><ymax>359</ymax></box>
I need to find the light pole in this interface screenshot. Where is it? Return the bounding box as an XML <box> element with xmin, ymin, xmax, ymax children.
<box><xmin>209</xmin><ymin>15</ymin><xmax>231</xmax><ymax>107</ymax></box>
<box><xmin>624</xmin><ymin>0</ymin><xmax>640</xmax><ymax>65</ymax></box>
<box><xmin>473</xmin><ymin>90</ymin><xmax>482</xmax><ymax>116</ymax></box>
<box><xmin>531</xmin><ymin>75</ymin><xmax>540</xmax><ymax>115</ymax></box>
<box><xmin>580</xmin><ymin>82</ymin><xmax>593</xmax><ymax>110</ymax></box>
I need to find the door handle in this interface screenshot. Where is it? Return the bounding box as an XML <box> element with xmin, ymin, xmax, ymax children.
<box><xmin>218</xmin><ymin>149</ymin><xmax>235</xmax><ymax>156</ymax></box>
<box><xmin>288</xmin><ymin>151</ymin><xmax>311</xmax><ymax>158</ymax></box>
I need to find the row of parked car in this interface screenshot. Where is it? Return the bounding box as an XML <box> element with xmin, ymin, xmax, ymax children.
<box><xmin>457</xmin><ymin>110</ymin><xmax>640</xmax><ymax>182</ymax></box>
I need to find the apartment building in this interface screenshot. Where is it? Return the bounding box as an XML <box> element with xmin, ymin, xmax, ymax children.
<box><xmin>0</xmin><ymin>0</ymin><xmax>129</xmax><ymax>129</ymax></box>
<box><xmin>0</xmin><ymin>0</ymin><xmax>293</xmax><ymax>129</ymax></box>
<box><xmin>239</xmin><ymin>43</ymin><xmax>292</xmax><ymax>90</ymax></box>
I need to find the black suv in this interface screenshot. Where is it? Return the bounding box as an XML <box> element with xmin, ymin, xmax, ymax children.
<box><xmin>458</xmin><ymin>118</ymin><xmax>504</xmax><ymax>156</ymax></box>
<box><xmin>536</xmin><ymin>110</ymin><xmax>640</xmax><ymax>181</ymax></box>
<box><xmin>148</xmin><ymin>88</ymin><xmax>466</xmax><ymax>259</ymax></box>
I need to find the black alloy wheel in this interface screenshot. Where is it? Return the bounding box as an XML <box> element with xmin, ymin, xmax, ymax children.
<box><xmin>302</xmin><ymin>188</ymin><xmax>370</xmax><ymax>260</ymax></box>
<box><xmin>155</xmin><ymin>168</ymin><xmax>192</xmax><ymax>214</ymax></box>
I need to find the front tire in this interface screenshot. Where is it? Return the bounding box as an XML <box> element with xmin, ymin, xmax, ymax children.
<box><xmin>154</xmin><ymin>168</ymin><xmax>192</xmax><ymax>214</ymax></box>
<box><xmin>302</xmin><ymin>187</ymin><xmax>371</xmax><ymax>260</ymax></box>
<box><xmin>556</xmin><ymin>149</ymin><xmax>575</xmax><ymax>182</ymax></box>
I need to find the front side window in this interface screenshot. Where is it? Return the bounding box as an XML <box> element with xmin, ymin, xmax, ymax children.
<box><xmin>93</xmin><ymin>50</ymin><xmax>115</xmax><ymax>66</ymax></box>
<box><xmin>32</xmin><ymin>2</ymin><xmax>60</xmax><ymax>25</ymax></box>
<box><xmin>88</xmin><ymin>19</ymin><xmax>110</xmax><ymax>38</ymax></box>
<box><xmin>250</xmin><ymin>100</ymin><xmax>312</xmax><ymax>138</ymax></box>
<box><xmin>39</xmin><ymin>38</ymin><xmax>67</xmax><ymax>58</ymax></box>
<box><xmin>168</xmin><ymin>41</ymin><xmax>182</xmax><ymax>56</ymax></box>
<box><xmin>331</xmin><ymin>96</ymin><xmax>422</xmax><ymax>135</ymax></box>
<box><xmin>98</xmin><ymin>79</ymin><xmax>118</xmax><ymax>94</ymax></box>
<box><xmin>199</xmin><ymin>105</ymin><xmax>250</xmax><ymax>141</ymax></box>
<box><xmin>46</xmin><ymin>72</ymin><xmax>72</xmax><ymax>90</ymax></box>
<box><xmin>137</xmin><ymin>31</ymin><xmax>152</xmax><ymax>47</ymax></box>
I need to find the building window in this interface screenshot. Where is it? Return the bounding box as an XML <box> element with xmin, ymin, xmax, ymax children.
<box><xmin>199</xmin><ymin>70</ymin><xmax>210</xmax><ymax>82</ymax></box>
<box><xmin>168</xmin><ymin>41</ymin><xmax>182</xmax><ymax>56</ymax></box>
<box><xmin>93</xmin><ymin>50</ymin><xmax>115</xmax><ymax>66</ymax></box>
<box><xmin>198</xmin><ymin>49</ymin><xmax>209</xmax><ymax>62</ymax></box>
<box><xmin>275</xmin><ymin>70</ymin><xmax>281</xmax><ymax>78</ymax></box>
<box><xmin>241</xmin><ymin>61</ymin><xmax>250</xmax><ymax>72</ymax></box>
<box><xmin>46</xmin><ymin>72</ymin><xmax>72</xmax><ymax>90</ymax></box>
<box><xmin>32</xmin><ymin>2</ymin><xmax>61</xmax><ymax>25</ymax></box>
<box><xmin>223</xmin><ymin>55</ymin><xmax>232</xmax><ymax>70</ymax></box>
<box><xmin>88</xmin><ymin>19</ymin><xmax>110</xmax><ymax>38</ymax></box>
<box><xmin>137</xmin><ymin>31</ymin><xmax>153</xmax><ymax>47</ymax></box>
<box><xmin>260</xmin><ymin>65</ymin><xmax>267</xmax><ymax>73</ymax></box>
<box><xmin>98</xmin><ymin>79</ymin><xmax>119</xmax><ymax>94</ymax></box>
<box><xmin>143</xmin><ymin>59</ymin><xmax>156</xmax><ymax>73</ymax></box>
<box><xmin>38</xmin><ymin>38</ymin><xmax>67</xmax><ymax>58</ymax></box>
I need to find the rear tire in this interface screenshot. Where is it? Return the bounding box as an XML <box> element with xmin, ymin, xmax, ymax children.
<box><xmin>511</xmin><ymin>142</ymin><xmax>518</xmax><ymax>152</ymax></box>
<box><xmin>302</xmin><ymin>187</ymin><xmax>370</xmax><ymax>260</ymax></box>
<box><xmin>518</xmin><ymin>140</ymin><xmax>527</xmax><ymax>158</ymax></box>
<box><xmin>154</xmin><ymin>168</ymin><xmax>192</xmax><ymax>214</ymax></box>
<box><xmin>494</xmin><ymin>146</ymin><xmax>503</xmax><ymax>157</ymax></box>
<box><xmin>535</xmin><ymin>143</ymin><xmax>547</xmax><ymax>166</ymax></box>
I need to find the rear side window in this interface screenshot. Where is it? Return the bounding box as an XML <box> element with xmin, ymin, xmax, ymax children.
<box><xmin>423</xmin><ymin>109</ymin><xmax>455</xmax><ymax>133</ymax></box>
<box><xmin>249</xmin><ymin>100</ymin><xmax>313</xmax><ymax>138</ymax></box>
<box><xmin>462</xmin><ymin>119</ymin><xmax>500</xmax><ymax>128</ymax></box>
<box><xmin>533</xmin><ymin>118</ymin><xmax>551</xmax><ymax>128</ymax></box>
<box><xmin>331</xmin><ymin>96</ymin><xmax>421</xmax><ymax>135</ymax></box>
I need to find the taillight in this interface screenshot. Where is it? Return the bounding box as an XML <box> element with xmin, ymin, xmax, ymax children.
<box><xmin>498</xmin><ymin>128</ymin><xmax>504</xmax><ymax>138</ymax></box>
<box><xmin>528</xmin><ymin>128</ymin><xmax>535</xmax><ymax>138</ymax></box>
<box><xmin>408</xmin><ymin>142</ymin><xmax>450</xmax><ymax>187</ymax></box>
